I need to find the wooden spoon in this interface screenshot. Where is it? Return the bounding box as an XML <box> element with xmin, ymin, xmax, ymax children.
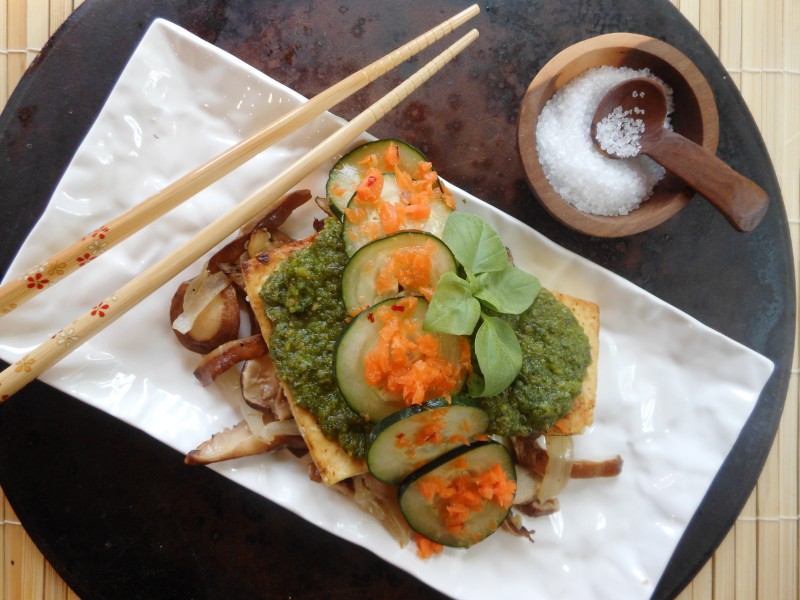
<box><xmin>591</xmin><ymin>77</ymin><xmax>768</xmax><ymax>232</ymax></box>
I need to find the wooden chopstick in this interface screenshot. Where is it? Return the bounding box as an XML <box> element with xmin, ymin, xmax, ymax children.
<box><xmin>0</xmin><ymin>28</ymin><xmax>479</xmax><ymax>402</ymax></box>
<box><xmin>0</xmin><ymin>4</ymin><xmax>480</xmax><ymax>317</ymax></box>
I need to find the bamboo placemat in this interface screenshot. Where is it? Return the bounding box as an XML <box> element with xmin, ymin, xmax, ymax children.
<box><xmin>0</xmin><ymin>0</ymin><xmax>797</xmax><ymax>598</ymax></box>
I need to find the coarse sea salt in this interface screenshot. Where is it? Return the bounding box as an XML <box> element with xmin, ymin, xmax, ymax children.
<box><xmin>535</xmin><ymin>66</ymin><xmax>674</xmax><ymax>217</ymax></box>
<box><xmin>595</xmin><ymin>106</ymin><xmax>645</xmax><ymax>158</ymax></box>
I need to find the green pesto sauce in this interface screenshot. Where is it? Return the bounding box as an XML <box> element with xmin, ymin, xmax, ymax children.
<box><xmin>260</xmin><ymin>218</ymin><xmax>372</xmax><ymax>457</ymax></box>
<box><xmin>480</xmin><ymin>289</ymin><xmax>592</xmax><ymax>436</ymax></box>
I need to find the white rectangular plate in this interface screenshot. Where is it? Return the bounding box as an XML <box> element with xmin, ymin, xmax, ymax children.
<box><xmin>0</xmin><ymin>19</ymin><xmax>774</xmax><ymax>600</ymax></box>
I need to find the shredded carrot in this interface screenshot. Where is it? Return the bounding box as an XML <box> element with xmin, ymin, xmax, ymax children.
<box><xmin>418</xmin><ymin>286</ymin><xmax>435</xmax><ymax>302</ymax></box>
<box><xmin>348</xmin><ymin>305</ymin><xmax>368</xmax><ymax>319</ymax></box>
<box><xmin>448</xmin><ymin>434</ymin><xmax>470</xmax><ymax>446</ymax></box>
<box><xmin>330</xmin><ymin>183</ymin><xmax>346</xmax><ymax>197</ymax></box>
<box><xmin>357</xmin><ymin>153</ymin><xmax>378</xmax><ymax>167</ymax></box>
<box><xmin>374</xmin><ymin>243</ymin><xmax>435</xmax><ymax>297</ymax></box>
<box><xmin>394</xmin><ymin>432</ymin><xmax>411</xmax><ymax>448</ymax></box>
<box><xmin>362</xmin><ymin>296</ymin><xmax>467</xmax><ymax>406</ymax></box>
<box><xmin>447</xmin><ymin>418</ymin><xmax>478</xmax><ymax>446</ymax></box>
<box><xmin>417</xmin><ymin>474</ymin><xmax>446</xmax><ymax>502</ymax></box>
<box><xmin>405</xmin><ymin>185</ymin><xmax>433</xmax><ymax>221</ymax></box>
<box><xmin>452</xmin><ymin>456</ymin><xmax>469</xmax><ymax>470</ymax></box>
<box><xmin>438</xmin><ymin>186</ymin><xmax>456</xmax><ymax>210</ymax></box>
<box><xmin>477</xmin><ymin>464</ymin><xmax>517</xmax><ymax>507</ymax></box>
<box><xmin>378</xmin><ymin>200</ymin><xmax>405</xmax><ymax>235</ymax></box>
<box><xmin>349</xmin><ymin>221</ymin><xmax>380</xmax><ymax>245</ymax></box>
<box><xmin>343</xmin><ymin>206</ymin><xmax>367</xmax><ymax>225</ymax></box>
<box><xmin>394</xmin><ymin>411</ymin><xmax>449</xmax><ymax>464</ymax></box>
<box><xmin>355</xmin><ymin>167</ymin><xmax>384</xmax><ymax>204</ymax></box>
<box><xmin>414</xmin><ymin>533</ymin><xmax>443</xmax><ymax>559</ymax></box>
<box><xmin>406</xmin><ymin>200</ymin><xmax>431</xmax><ymax>222</ymax></box>
<box><xmin>415</xmin><ymin>161</ymin><xmax>436</xmax><ymax>182</ymax></box>
<box><xmin>392</xmin><ymin>163</ymin><xmax>436</xmax><ymax>221</ymax></box>
<box><xmin>415</xmin><ymin>410</ymin><xmax>446</xmax><ymax>445</ymax></box>
<box><xmin>383</xmin><ymin>143</ymin><xmax>400</xmax><ymax>168</ymax></box>
<box><xmin>415</xmin><ymin>462</ymin><xmax>516</xmax><ymax>535</ymax></box>
<box><xmin>394</xmin><ymin>165</ymin><xmax>415</xmax><ymax>190</ymax></box>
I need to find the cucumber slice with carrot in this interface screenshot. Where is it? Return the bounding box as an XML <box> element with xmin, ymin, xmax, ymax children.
<box><xmin>341</xmin><ymin>231</ymin><xmax>457</xmax><ymax>312</ymax></box>
<box><xmin>334</xmin><ymin>296</ymin><xmax>468</xmax><ymax>422</ymax></box>
<box><xmin>326</xmin><ymin>139</ymin><xmax>430</xmax><ymax>217</ymax></box>
<box><xmin>341</xmin><ymin>176</ymin><xmax>452</xmax><ymax>256</ymax></box>
<box><xmin>341</xmin><ymin>171</ymin><xmax>400</xmax><ymax>255</ymax></box>
<box><xmin>398</xmin><ymin>440</ymin><xmax>517</xmax><ymax>548</ymax></box>
<box><xmin>367</xmin><ymin>397</ymin><xmax>490</xmax><ymax>485</ymax></box>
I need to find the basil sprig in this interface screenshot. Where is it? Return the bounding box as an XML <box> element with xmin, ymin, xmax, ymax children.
<box><xmin>423</xmin><ymin>213</ymin><xmax>541</xmax><ymax>396</ymax></box>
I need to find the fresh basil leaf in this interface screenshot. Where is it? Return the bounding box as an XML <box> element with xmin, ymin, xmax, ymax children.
<box><xmin>443</xmin><ymin>213</ymin><xmax>509</xmax><ymax>274</ymax></box>
<box><xmin>474</xmin><ymin>266</ymin><xmax>541</xmax><ymax>314</ymax></box>
<box><xmin>423</xmin><ymin>272</ymin><xmax>481</xmax><ymax>335</ymax></box>
<box><xmin>470</xmin><ymin>315</ymin><xmax>521</xmax><ymax>397</ymax></box>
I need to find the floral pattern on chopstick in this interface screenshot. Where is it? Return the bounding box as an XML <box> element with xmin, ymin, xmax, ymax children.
<box><xmin>25</xmin><ymin>272</ymin><xmax>49</xmax><ymax>289</ymax></box>
<box><xmin>14</xmin><ymin>355</ymin><xmax>35</xmax><ymax>373</ymax></box>
<box><xmin>76</xmin><ymin>252</ymin><xmax>95</xmax><ymax>267</ymax></box>
<box><xmin>87</xmin><ymin>239</ymin><xmax>108</xmax><ymax>255</ymax></box>
<box><xmin>54</xmin><ymin>327</ymin><xmax>80</xmax><ymax>348</ymax></box>
<box><xmin>91</xmin><ymin>301</ymin><xmax>110</xmax><ymax>318</ymax></box>
<box><xmin>45</xmin><ymin>261</ymin><xmax>67</xmax><ymax>277</ymax></box>
<box><xmin>90</xmin><ymin>294</ymin><xmax>118</xmax><ymax>319</ymax></box>
<box><xmin>2</xmin><ymin>260</ymin><xmax>72</xmax><ymax>314</ymax></box>
<box><xmin>84</xmin><ymin>225</ymin><xmax>110</xmax><ymax>241</ymax></box>
<box><xmin>80</xmin><ymin>225</ymin><xmax>111</xmax><ymax>257</ymax></box>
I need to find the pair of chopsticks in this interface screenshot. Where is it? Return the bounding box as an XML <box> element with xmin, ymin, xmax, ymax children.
<box><xmin>0</xmin><ymin>6</ymin><xmax>480</xmax><ymax>401</ymax></box>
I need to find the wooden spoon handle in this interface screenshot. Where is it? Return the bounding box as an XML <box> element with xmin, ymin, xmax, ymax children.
<box><xmin>645</xmin><ymin>130</ymin><xmax>769</xmax><ymax>232</ymax></box>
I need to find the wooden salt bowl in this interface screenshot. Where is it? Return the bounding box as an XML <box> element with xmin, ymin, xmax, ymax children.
<box><xmin>517</xmin><ymin>32</ymin><xmax>719</xmax><ymax>238</ymax></box>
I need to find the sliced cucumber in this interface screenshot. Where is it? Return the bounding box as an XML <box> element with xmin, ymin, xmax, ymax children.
<box><xmin>341</xmin><ymin>231</ymin><xmax>457</xmax><ymax>312</ymax></box>
<box><xmin>342</xmin><ymin>171</ymin><xmax>399</xmax><ymax>256</ymax></box>
<box><xmin>326</xmin><ymin>139</ymin><xmax>430</xmax><ymax>217</ymax></box>
<box><xmin>334</xmin><ymin>296</ymin><xmax>467</xmax><ymax>422</ymax></box>
<box><xmin>398</xmin><ymin>440</ymin><xmax>516</xmax><ymax>548</ymax></box>
<box><xmin>367</xmin><ymin>397</ymin><xmax>490</xmax><ymax>485</ymax></box>
<box><xmin>342</xmin><ymin>176</ymin><xmax>452</xmax><ymax>256</ymax></box>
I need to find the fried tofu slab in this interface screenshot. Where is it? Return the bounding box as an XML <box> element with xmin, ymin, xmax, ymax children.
<box><xmin>549</xmin><ymin>292</ymin><xmax>599</xmax><ymax>436</ymax></box>
<box><xmin>242</xmin><ymin>231</ymin><xmax>599</xmax><ymax>485</ymax></box>
<box><xmin>242</xmin><ymin>234</ymin><xmax>368</xmax><ymax>485</ymax></box>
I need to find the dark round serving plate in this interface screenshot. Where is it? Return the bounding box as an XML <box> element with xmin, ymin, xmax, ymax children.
<box><xmin>0</xmin><ymin>1</ymin><xmax>795</xmax><ymax>599</ymax></box>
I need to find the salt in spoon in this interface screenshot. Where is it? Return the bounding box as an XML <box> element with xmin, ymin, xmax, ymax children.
<box><xmin>590</xmin><ymin>77</ymin><xmax>768</xmax><ymax>232</ymax></box>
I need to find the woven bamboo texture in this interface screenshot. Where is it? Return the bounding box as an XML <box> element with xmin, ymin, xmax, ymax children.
<box><xmin>1</xmin><ymin>0</ymin><xmax>798</xmax><ymax>599</ymax></box>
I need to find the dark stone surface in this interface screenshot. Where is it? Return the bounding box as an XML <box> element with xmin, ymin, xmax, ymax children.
<box><xmin>0</xmin><ymin>1</ymin><xmax>794</xmax><ymax>599</ymax></box>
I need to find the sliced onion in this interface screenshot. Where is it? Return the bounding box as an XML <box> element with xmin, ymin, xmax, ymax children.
<box><xmin>515</xmin><ymin>496</ymin><xmax>561</xmax><ymax>518</ymax></box>
<box><xmin>170</xmin><ymin>281</ymin><xmax>241</xmax><ymax>354</ymax></box>
<box><xmin>247</xmin><ymin>228</ymin><xmax>293</xmax><ymax>259</ymax></box>
<box><xmin>537</xmin><ymin>434</ymin><xmax>574</xmax><ymax>501</ymax></box>
<box><xmin>513</xmin><ymin>465</ymin><xmax>540</xmax><ymax>506</ymax></box>
<box><xmin>172</xmin><ymin>270</ymin><xmax>232</xmax><ymax>334</ymax></box>
<box><xmin>351</xmin><ymin>475</ymin><xmax>411</xmax><ymax>547</ymax></box>
<box><xmin>232</xmin><ymin>369</ymin><xmax>299</xmax><ymax>444</ymax></box>
<box><xmin>241</xmin><ymin>401</ymin><xmax>301</xmax><ymax>444</ymax></box>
